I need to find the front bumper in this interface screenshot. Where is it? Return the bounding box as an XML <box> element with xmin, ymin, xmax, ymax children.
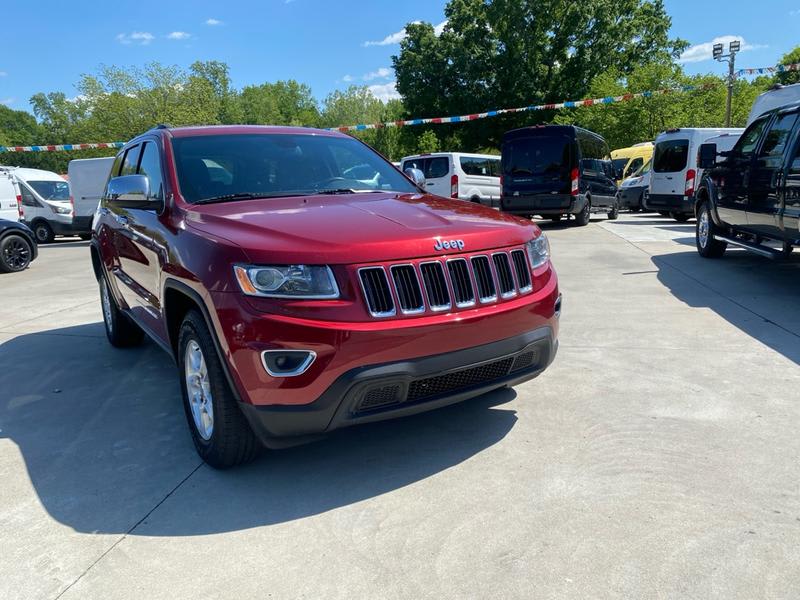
<box><xmin>239</xmin><ymin>325</ymin><xmax>558</xmax><ymax>446</ymax></box>
<box><xmin>644</xmin><ymin>193</ymin><xmax>694</xmax><ymax>214</ymax></box>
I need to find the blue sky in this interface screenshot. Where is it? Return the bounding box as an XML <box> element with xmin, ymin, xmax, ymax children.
<box><xmin>1</xmin><ymin>0</ymin><xmax>797</xmax><ymax>117</ymax></box>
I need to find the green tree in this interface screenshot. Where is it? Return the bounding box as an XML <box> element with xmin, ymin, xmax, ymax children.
<box><xmin>238</xmin><ymin>80</ymin><xmax>319</xmax><ymax>126</ymax></box>
<box><xmin>776</xmin><ymin>47</ymin><xmax>800</xmax><ymax>86</ymax></box>
<box><xmin>393</xmin><ymin>0</ymin><xmax>687</xmax><ymax>150</ymax></box>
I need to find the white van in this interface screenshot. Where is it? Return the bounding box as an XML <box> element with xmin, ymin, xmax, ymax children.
<box><xmin>646</xmin><ymin>128</ymin><xmax>743</xmax><ymax>221</ymax></box>
<box><xmin>400</xmin><ymin>152</ymin><xmax>501</xmax><ymax>207</ymax></box>
<box><xmin>14</xmin><ymin>167</ymin><xmax>76</xmax><ymax>243</ymax></box>
<box><xmin>747</xmin><ymin>83</ymin><xmax>800</xmax><ymax>126</ymax></box>
<box><xmin>67</xmin><ymin>157</ymin><xmax>115</xmax><ymax>234</ymax></box>
<box><xmin>0</xmin><ymin>169</ymin><xmax>20</xmax><ymax>222</ymax></box>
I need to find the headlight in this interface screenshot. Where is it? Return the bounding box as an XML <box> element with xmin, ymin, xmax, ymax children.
<box><xmin>52</xmin><ymin>205</ymin><xmax>72</xmax><ymax>215</ymax></box>
<box><xmin>233</xmin><ymin>264</ymin><xmax>339</xmax><ymax>299</ymax></box>
<box><xmin>526</xmin><ymin>234</ymin><xmax>550</xmax><ymax>270</ymax></box>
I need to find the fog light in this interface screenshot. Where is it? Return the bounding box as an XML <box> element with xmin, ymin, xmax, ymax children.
<box><xmin>261</xmin><ymin>350</ymin><xmax>317</xmax><ymax>377</ymax></box>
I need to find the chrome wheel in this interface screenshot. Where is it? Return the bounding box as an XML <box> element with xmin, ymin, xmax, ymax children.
<box><xmin>185</xmin><ymin>340</ymin><xmax>214</xmax><ymax>441</ymax></box>
<box><xmin>698</xmin><ymin>207</ymin><xmax>710</xmax><ymax>248</ymax></box>
<box><xmin>100</xmin><ymin>279</ymin><xmax>114</xmax><ymax>333</ymax></box>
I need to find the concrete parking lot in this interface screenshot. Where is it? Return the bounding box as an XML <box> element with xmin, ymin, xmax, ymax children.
<box><xmin>1</xmin><ymin>213</ymin><xmax>799</xmax><ymax>599</ymax></box>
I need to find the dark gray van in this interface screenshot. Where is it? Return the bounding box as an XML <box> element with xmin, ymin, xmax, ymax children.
<box><xmin>500</xmin><ymin>125</ymin><xmax>618</xmax><ymax>225</ymax></box>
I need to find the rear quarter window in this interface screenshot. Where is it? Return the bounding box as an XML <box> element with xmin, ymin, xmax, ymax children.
<box><xmin>460</xmin><ymin>157</ymin><xmax>500</xmax><ymax>177</ymax></box>
<box><xmin>426</xmin><ymin>157</ymin><xmax>449</xmax><ymax>179</ymax></box>
<box><xmin>653</xmin><ymin>139</ymin><xmax>689</xmax><ymax>172</ymax></box>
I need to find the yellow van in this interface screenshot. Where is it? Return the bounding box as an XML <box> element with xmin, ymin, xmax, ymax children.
<box><xmin>610</xmin><ymin>142</ymin><xmax>653</xmax><ymax>184</ymax></box>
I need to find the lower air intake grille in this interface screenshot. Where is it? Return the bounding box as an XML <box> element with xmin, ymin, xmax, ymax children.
<box><xmin>511</xmin><ymin>350</ymin><xmax>536</xmax><ymax>372</ymax></box>
<box><xmin>407</xmin><ymin>357</ymin><xmax>514</xmax><ymax>402</ymax></box>
<box><xmin>358</xmin><ymin>384</ymin><xmax>402</xmax><ymax>411</ymax></box>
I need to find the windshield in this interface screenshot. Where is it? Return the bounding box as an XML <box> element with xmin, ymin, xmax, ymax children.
<box><xmin>633</xmin><ymin>159</ymin><xmax>651</xmax><ymax>177</ymax></box>
<box><xmin>171</xmin><ymin>133</ymin><xmax>417</xmax><ymax>203</ymax></box>
<box><xmin>611</xmin><ymin>158</ymin><xmax>628</xmax><ymax>174</ymax></box>
<box><xmin>27</xmin><ymin>180</ymin><xmax>70</xmax><ymax>201</ymax></box>
<box><xmin>503</xmin><ymin>137</ymin><xmax>573</xmax><ymax>178</ymax></box>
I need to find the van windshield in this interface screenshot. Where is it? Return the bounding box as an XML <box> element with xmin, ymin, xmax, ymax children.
<box><xmin>27</xmin><ymin>180</ymin><xmax>70</xmax><ymax>201</ymax></box>
<box><xmin>172</xmin><ymin>133</ymin><xmax>417</xmax><ymax>204</ymax></box>
<box><xmin>611</xmin><ymin>158</ymin><xmax>629</xmax><ymax>174</ymax></box>
<box><xmin>653</xmin><ymin>139</ymin><xmax>689</xmax><ymax>173</ymax></box>
<box><xmin>503</xmin><ymin>137</ymin><xmax>572</xmax><ymax>178</ymax></box>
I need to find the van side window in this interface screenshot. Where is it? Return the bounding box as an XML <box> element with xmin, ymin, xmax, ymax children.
<box><xmin>426</xmin><ymin>157</ymin><xmax>449</xmax><ymax>179</ymax></box>
<box><xmin>120</xmin><ymin>145</ymin><xmax>142</xmax><ymax>176</ymax></box>
<box><xmin>403</xmin><ymin>158</ymin><xmax>426</xmax><ymax>173</ymax></box>
<box><xmin>137</xmin><ymin>142</ymin><xmax>164</xmax><ymax>201</ymax></box>
<box><xmin>735</xmin><ymin>118</ymin><xmax>768</xmax><ymax>156</ymax></box>
<box><xmin>759</xmin><ymin>113</ymin><xmax>798</xmax><ymax>158</ymax></box>
<box><xmin>460</xmin><ymin>157</ymin><xmax>499</xmax><ymax>177</ymax></box>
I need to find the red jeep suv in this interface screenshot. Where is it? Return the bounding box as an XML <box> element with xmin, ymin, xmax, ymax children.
<box><xmin>91</xmin><ymin>125</ymin><xmax>560</xmax><ymax>468</ymax></box>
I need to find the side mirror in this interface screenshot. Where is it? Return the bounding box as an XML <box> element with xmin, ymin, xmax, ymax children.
<box><xmin>404</xmin><ymin>167</ymin><xmax>426</xmax><ymax>188</ymax></box>
<box><xmin>105</xmin><ymin>175</ymin><xmax>161</xmax><ymax>210</ymax></box>
<box><xmin>698</xmin><ymin>143</ymin><xmax>717</xmax><ymax>169</ymax></box>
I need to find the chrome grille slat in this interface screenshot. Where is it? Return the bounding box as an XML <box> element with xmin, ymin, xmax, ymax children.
<box><xmin>492</xmin><ymin>252</ymin><xmax>517</xmax><ymax>298</ymax></box>
<box><xmin>390</xmin><ymin>264</ymin><xmax>424</xmax><ymax>314</ymax></box>
<box><xmin>470</xmin><ymin>255</ymin><xmax>497</xmax><ymax>302</ymax></box>
<box><xmin>358</xmin><ymin>267</ymin><xmax>395</xmax><ymax>317</ymax></box>
<box><xmin>510</xmin><ymin>250</ymin><xmax>532</xmax><ymax>292</ymax></box>
<box><xmin>446</xmin><ymin>259</ymin><xmax>476</xmax><ymax>308</ymax></box>
<box><xmin>420</xmin><ymin>261</ymin><xmax>451</xmax><ymax>310</ymax></box>
<box><xmin>359</xmin><ymin>246</ymin><xmax>533</xmax><ymax>318</ymax></box>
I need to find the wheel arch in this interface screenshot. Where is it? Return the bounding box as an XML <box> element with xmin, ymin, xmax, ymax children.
<box><xmin>162</xmin><ymin>279</ymin><xmax>245</xmax><ymax>404</ymax></box>
<box><xmin>694</xmin><ymin>183</ymin><xmax>723</xmax><ymax>226</ymax></box>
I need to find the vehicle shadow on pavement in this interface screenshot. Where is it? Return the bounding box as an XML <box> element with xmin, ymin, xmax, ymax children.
<box><xmin>652</xmin><ymin>249</ymin><xmax>800</xmax><ymax>365</ymax></box>
<box><xmin>0</xmin><ymin>324</ymin><xmax>517</xmax><ymax>534</ymax></box>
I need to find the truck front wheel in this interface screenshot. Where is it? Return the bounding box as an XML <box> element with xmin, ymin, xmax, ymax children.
<box><xmin>696</xmin><ymin>202</ymin><xmax>727</xmax><ymax>258</ymax></box>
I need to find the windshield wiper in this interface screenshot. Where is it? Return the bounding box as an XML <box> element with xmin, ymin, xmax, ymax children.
<box><xmin>193</xmin><ymin>192</ymin><xmax>309</xmax><ymax>205</ymax></box>
<box><xmin>315</xmin><ymin>188</ymin><xmax>377</xmax><ymax>195</ymax></box>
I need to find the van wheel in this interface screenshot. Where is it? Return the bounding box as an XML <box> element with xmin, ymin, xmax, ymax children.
<box><xmin>671</xmin><ymin>212</ymin><xmax>690</xmax><ymax>223</ymax></box>
<box><xmin>607</xmin><ymin>200</ymin><xmax>619</xmax><ymax>220</ymax></box>
<box><xmin>33</xmin><ymin>221</ymin><xmax>55</xmax><ymax>244</ymax></box>
<box><xmin>99</xmin><ymin>275</ymin><xmax>144</xmax><ymax>347</ymax></box>
<box><xmin>574</xmin><ymin>199</ymin><xmax>591</xmax><ymax>226</ymax></box>
<box><xmin>696</xmin><ymin>202</ymin><xmax>727</xmax><ymax>258</ymax></box>
<box><xmin>470</xmin><ymin>196</ymin><xmax>481</xmax><ymax>204</ymax></box>
<box><xmin>178</xmin><ymin>310</ymin><xmax>261</xmax><ymax>469</ymax></box>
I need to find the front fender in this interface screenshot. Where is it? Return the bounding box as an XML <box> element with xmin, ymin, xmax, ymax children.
<box><xmin>694</xmin><ymin>181</ymin><xmax>725</xmax><ymax>227</ymax></box>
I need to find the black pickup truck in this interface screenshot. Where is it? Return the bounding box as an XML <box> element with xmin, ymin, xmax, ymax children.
<box><xmin>694</xmin><ymin>100</ymin><xmax>800</xmax><ymax>259</ymax></box>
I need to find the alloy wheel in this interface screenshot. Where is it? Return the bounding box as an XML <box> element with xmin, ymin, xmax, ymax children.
<box><xmin>2</xmin><ymin>237</ymin><xmax>30</xmax><ymax>270</ymax></box>
<box><xmin>185</xmin><ymin>340</ymin><xmax>214</xmax><ymax>441</ymax></box>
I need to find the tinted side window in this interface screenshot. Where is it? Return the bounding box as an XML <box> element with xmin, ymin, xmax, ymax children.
<box><xmin>120</xmin><ymin>145</ymin><xmax>142</xmax><ymax>176</ymax></box>
<box><xmin>759</xmin><ymin>113</ymin><xmax>799</xmax><ymax>158</ymax></box>
<box><xmin>426</xmin><ymin>157</ymin><xmax>449</xmax><ymax>179</ymax></box>
<box><xmin>402</xmin><ymin>158</ymin><xmax>426</xmax><ymax>173</ymax></box>
<box><xmin>110</xmin><ymin>153</ymin><xmax>124</xmax><ymax>178</ymax></box>
<box><xmin>460</xmin><ymin>157</ymin><xmax>487</xmax><ymax>176</ymax></box>
<box><xmin>137</xmin><ymin>142</ymin><xmax>164</xmax><ymax>200</ymax></box>
<box><xmin>735</xmin><ymin>118</ymin><xmax>768</xmax><ymax>156</ymax></box>
<box><xmin>653</xmin><ymin>140</ymin><xmax>689</xmax><ymax>172</ymax></box>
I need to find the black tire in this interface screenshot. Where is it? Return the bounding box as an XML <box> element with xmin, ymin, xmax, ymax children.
<box><xmin>658</xmin><ymin>211</ymin><xmax>669</xmax><ymax>217</ymax></box>
<box><xmin>671</xmin><ymin>212</ymin><xmax>690</xmax><ymax>223</ymax></box>
<box><xmin>630</xmin><ymin>205</ymin><xmax>641</xmax><ymax>213</ymax></box>
<box><xmin>79</xmin><ymin>233</ymin><xmax>92</xmax><ymax>241</ymax></box>
<box><xmin>33</xmin><ymin>221</ymin><xmax>55</xmax><ymax>244</ymax></box>
<box><xmin>470</xmin><ymin>196</ymin><xmax>481</xmax><ymax>204</ymax></box>
<box><xmin>574</xmin><ymin>198</ymin><xmax>591</xmax><ymax>226</ymax></box>
<box><xmin>99</xmin><ymin>275</ymin><xmax>145</xmax><ymax>347</ymax></box>
<box><xmin>0</xmin><ymin>234</ymin><xmax>33</xmax><ymax>273</ymax></box>
<box><xmin>178</xmin><ymin>310</ymin><xmax>260</xmax><ymax>469</ymax></box>
<box><xmin>607</xmin><ymin>199</ymin><xmax>619</xmax><ymax>220</ymax></box>
<box><xmin>696</xmin><ymin>201</ymin><xmax>727</xmax><ymax>258</ymax></box>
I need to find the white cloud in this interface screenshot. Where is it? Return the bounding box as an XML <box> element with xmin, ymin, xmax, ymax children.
<box><xmin>368</xmin><ymin>82</ymin><xmax>401</xmax><ymax>102</ymax></box>
<box><xmin>363</xmin><ymin>20</ymin><xmax>447</xmax><ymax>47</ymax></box>
<box><xmin>363</xmin><ymin>67</ymin><xmax>392</xmax><ymax>81</ymax></box>
<box><xmin>116</xmin><ymin>31</ymin><xmax>155</xmax><ymax>45</ymax></box>
<box><xmin>205</xmin><ymin>18</ymin><xmax>222</xmax><ymax>26</ymax></box>
<box><xmin>679</xmin><ymin>35</ymin><xmax>765</xmax><ymax>64</ymax></box>
<box><xmin>167</xmin><ymin>31</ymin><xmax>191</xmax><ymax>40</ymax></box>
<box><xmin>0</xmin><ymin>71</ymin><xmax>7</xmax><ymax>77</ymax></box>
<box><xmin>0</xmin><ymin>97</ymin><xmax>15</xmax><ymax>106</ymax></box>
<box><xmin>341</xmin><ymin>74</ymin><xmax>354</xmax><ymax>82</ymax></box>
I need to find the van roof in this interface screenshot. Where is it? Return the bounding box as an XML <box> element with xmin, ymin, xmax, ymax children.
<box><xmin>400</xmin><ymin>152</ymin><xmax>500</xmax><ymax>160</ymax></box>
<box><xmin>611</xmin><ymin>144</ymin><xmax>654</xmax><ymax>159</ymax></box>
<box><xmin>502</xmin><ymin>124</ymin><xmax>606</xmax><ymax>143</ymax></box>
<box><xmin>655</xmin><ymin>128</ymin><xmax>744</xmax><ymax>141</ymax></box>
<box><xmin>10</xmin><ymin>167</ymin><xmax>66</xmax><ymax>182</ymax></box>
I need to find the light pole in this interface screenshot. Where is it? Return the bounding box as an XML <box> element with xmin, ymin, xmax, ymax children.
<box><xmin>714</xmin><ymin>40</ymin><xmax>741</xmax><ymax>127</ymax></box>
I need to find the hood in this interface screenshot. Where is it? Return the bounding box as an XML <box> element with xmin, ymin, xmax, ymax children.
<box><xmin>185</xmin><ymin>192</ymin><xmax>538</xmax><ymax>264</ymax></box>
